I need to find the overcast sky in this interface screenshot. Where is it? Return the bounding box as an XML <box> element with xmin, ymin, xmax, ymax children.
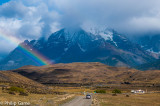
<box><xmin>0</xmin><ymin>0</ymin><xmax>160</xmax><ymax>57</ymax></box>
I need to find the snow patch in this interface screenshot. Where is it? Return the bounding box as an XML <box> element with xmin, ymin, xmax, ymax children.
<box><xmin>146</xmin><ymin>48</ymin><xmax>160</xmax><ymax>54</ymax></box>
<box><xmin>99</xmin><ymin>32</ymin><xmax>118</xmax><ymax>47</ymax></box>
<box><xmin>118</xmin><ymin>34</ymin><xmax>126</xmax><ymax>39</ymax></box>
<box><xmin>85</xmin><ymin>27</ymin><xmax>118</xmax><ymax>47</ymax></box>
<box><xmin>33</xmin><ymin>40</ymin><xmax>38</xmax><ymax>46</ymax></box>
<box><xmin>78</xmin><ymin>43</ymin><xmax>86</xmax><ymax>52</ymax></box>
<box><xmin>64</xmin><ymin>48</ymin><xmax>68</xmax><ymax>52</ymax></box>
<box><xmin>113</xmin><ymin>41</ymin><xmax>118</xmax><ymax>47</ymax></box>
<box><xmin>6</xmin><ymin>60</ymin><xmax>15</xmax><ymax>66</ymax></box>
<box><xmin>63</xmin><ymin>29</ymin><xmax>76</xmax><ymax>41</ymax></box>
<box><xmin>99</xmin><ymin>32</ymin><xmax>113</xmax><ymax>41</ymax></box>
<box><xmin>95</xmin><ymin>37</ymin><xmax>98</xmax><ymax>40</ymax></box>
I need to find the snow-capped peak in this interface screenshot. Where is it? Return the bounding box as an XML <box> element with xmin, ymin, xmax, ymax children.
<box><xmin>61</xmin><ymin>28</ymin><xmax>84</xmax><ymax>42</ymax></box>
<box><xmin>83</xmin><ymin>27</ymin><xmax>114</xmax><ymax>40</ymax></box>
<box><xmin>83</xmin><ymin>27</ymin><xmax>118</xmax><ymax>46</ymax></box>
<box><xmin>99</xmin><ymin>31</ymin><xmax>113</xmax><ymax>41</ymax></box>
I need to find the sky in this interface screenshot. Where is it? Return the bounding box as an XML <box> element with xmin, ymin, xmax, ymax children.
<box><xmin>0</xmin><ymin>0</ymin><xmax>160</xmax><ymax>59</ymax></box>
<box><xmin>0</xmin><ymin>0</ymin><xmax>10</xmax><ymax>5</ymax></box>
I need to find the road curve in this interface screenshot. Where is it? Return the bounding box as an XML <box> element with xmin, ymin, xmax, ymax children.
<box><xmin>62</xmin><ymin>96</ymin><xmax>92</xmax><ymax>106</ymax></box>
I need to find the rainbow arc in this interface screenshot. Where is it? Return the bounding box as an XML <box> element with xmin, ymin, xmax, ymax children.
<box><xmin>0</xmin><ymin>29</ymin><xmax>51</xmax><ymax>66</ymax></box>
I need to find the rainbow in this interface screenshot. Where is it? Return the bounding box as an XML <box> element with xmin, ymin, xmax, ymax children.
<box><xmin>0</xmin><ymin>29</ymin><xmax>51</xmax><ymax>66</ymax></box>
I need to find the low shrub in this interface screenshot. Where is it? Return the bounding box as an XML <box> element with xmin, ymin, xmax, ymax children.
<box><xmin>9</xmin><ymin>86</ymin><xmax>25</xmax><ymax>93</ymax></box>
<box><xmin>94</xmin><ymin>89</ymin><xmax>106</xmax><ymax>93</ymax></box>
<box><xmin>9</xmin><ymin>91</ymin><xmax>16</xmax><ymax>95</ymax></box>
<box><xmin>112</xmin><ymin>94</ymin><xmax>117</xmax><ymax>96</ymax></box>
<box><xmin>8</xmin><ymin>86</ymin><xmax>28</xmax><ymax>96</ymax></box>
<box><xmin>19</xmin><ymin>92</ymin><xmax>28</xmax><ymax>96</ymax></box>
<box><xmin>112</xmin><ymin>89</ymin><xmax>121</xmax><ymax>94</ymax></box>
<box><xmin>126</xmin><ymin>95</ymin><xmax>129</xmax><ymax>97</ymax></box>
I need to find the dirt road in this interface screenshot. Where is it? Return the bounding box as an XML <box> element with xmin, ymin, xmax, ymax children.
<box><xmin>62</xmin><ymin>96</ymin><xmax>92</xmax><ymax>106</ymax></box>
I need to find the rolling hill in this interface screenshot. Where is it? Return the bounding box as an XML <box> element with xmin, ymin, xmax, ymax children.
<box><xmin>0</xmin><ymin>71</ymin><xmax>50</xmax><ymax>93</ymax></box>
<box><xmin>11</xmin><ymin>62</ymin><xmax>160</xmax><ymax>86</ymax></box>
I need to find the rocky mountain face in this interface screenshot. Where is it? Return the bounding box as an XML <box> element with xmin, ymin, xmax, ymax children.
<box><xmin>131</xmin><ymin>35</ymin><xmax>160</xmax><ymax>70</ymax></box>
<box><xmin>0</xmin><ymin>28</ymin><xmax>155</xmax><ymax>70</ymax></box>
<box><xmin>137</xmin><ymin>60</ymin><xmax>160</xmax><ymax>70</ymax></box>
<box><xmin>134</xmin><ymin>35</ymin><xmax>160</xmax><ymax>54</ymax></box>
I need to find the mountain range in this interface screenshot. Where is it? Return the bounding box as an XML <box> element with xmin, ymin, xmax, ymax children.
<box><xmin>0</xmin><ymin>27</ymin><xmax>158</xmax><ymax>70</ymax></box>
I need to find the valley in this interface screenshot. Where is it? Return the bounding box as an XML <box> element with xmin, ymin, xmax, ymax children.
<box><xmin>0</xmin><ymin>0</ymin><xmax>160</xmax><ymax>105</ymax></box>
<box><xmin>0</xmin><ymin>62</ymin><xmax>160</xmax><ymax>105</ymax></box>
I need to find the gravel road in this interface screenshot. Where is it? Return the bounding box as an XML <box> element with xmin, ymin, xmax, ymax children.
<box><xmin>62</xmin><ymin>96</ymin><xmax>92</xmax><ymax>106</ymax></box>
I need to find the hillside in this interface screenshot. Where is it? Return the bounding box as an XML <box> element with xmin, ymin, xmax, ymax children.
<box><xmin>11</xmin><ymin>62</ymin><xmax>160</xmax><ymax>86</ymax></box>
<box><xmin>0</xmin><ymin>71</ymin><xmax>49</xmax><ymax>93</ymax></box>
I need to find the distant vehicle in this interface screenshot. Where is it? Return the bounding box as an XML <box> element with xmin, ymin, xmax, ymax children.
<box><xmin>131</xmin><ymin>90</ymin><xmax>145</xmax><ymax>94</ymax></box>
<box><xmin>86</xmin><ymin>94</ymin><xmax>91</xmax><ymax>99</ymax></box>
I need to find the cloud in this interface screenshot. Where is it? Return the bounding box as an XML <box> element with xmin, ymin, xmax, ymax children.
<box><xmin>53</xmin><ymin>0</ymin><xmax>160</xmax><ymax>35</ymax></box>
<box><xmin>126</xmin><ymin>15</ymin><xmax>160</xmax><ymax>35</ymax></box>
<box><xmin>1</xmin><ymin>0</ymin><xmax>160</xmax><ymax>37</ymax></box>
<box><xmin>0</xmin><ymin>0</ymin><xmax>60</xmax><ymax>40</ymax></box>
<box><xmin>0</xmin><ymin>37</ymin><xmax>17</xmax><ymax>55</ymax></box>
<box><xmin>0</xmin><ymin>1</ymin><xmax>28</xmax><ymax>18</ymax></box>
<box><xmin>0</xmin><ymin>0</ymin><xmax>61</xmax><ymax>55</ymax></box>
<box><xmin>1</xmin><ymin>0</ymin><xmax>160</xmax><ymax>54</ymax></box>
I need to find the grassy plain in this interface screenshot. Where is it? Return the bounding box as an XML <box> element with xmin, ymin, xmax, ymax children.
<box><xmin>0</xmin><ymin>86</ymin><xmax>160</xmax><ymax>106</ymax></box>
<box><xmin>0</xmin><ymin>88</ymin><xmax>75</xmax><ymax>106</ymax></box>
<box><xmin>95</xmin><ymin>93</ymin><xmax>160</xmax><ymax>106</ymax></box>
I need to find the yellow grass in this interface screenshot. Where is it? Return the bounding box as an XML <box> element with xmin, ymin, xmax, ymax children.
<box><xmin>95</xmin><ymin>93</ymin><xmax>160</xmax><ymax>106</ymax></box>
<box><xmin>51</xmin><ymin>86</ymin><xmax>94</xmax><ymax>94</ymax></box>
<box><xmin>0</xmin><ymin>86</ymin><xmax>93</xmax><ymax>106</ymax></box>
<box><xmin>1</xmin><ymin>86</ymin><xmax>159</xmax><ymax>106</ymax></box>
<box><xmin>0</xmin><ymin>88</ymin><xmax>75</xmax><ymax>106</ymax></box>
